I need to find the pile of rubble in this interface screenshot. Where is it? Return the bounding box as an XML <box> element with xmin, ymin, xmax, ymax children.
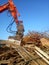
<box><xmin>0</xmin><ymin>44</ymin><xmax>49</xmax><ymax>65</ymax></box>
<box><xmin>0</xmin><ymin>31</ymin><xmax>49</xmax><ymax>65</ymax></box>
<box><xmin>21</xmin><ymin>31</ymin><xmax>42</xmax><ymax>46</ymax></box>
<box><xmin>21</xmin><ymin>31</ymin><xmax>49</xmax><ymax>46</ymax></box>
<box><xmin>0</xmin><ymin>46</ymin><xmax>25</xmax><ymax>65</ymax></box>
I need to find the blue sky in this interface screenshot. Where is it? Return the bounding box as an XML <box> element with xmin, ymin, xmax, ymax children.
<box><xmin>0</xmin><ymin>0</ymin><xmax>49</xmax><ymax>40</ymax></box>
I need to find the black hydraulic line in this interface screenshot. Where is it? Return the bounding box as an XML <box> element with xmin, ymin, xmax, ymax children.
<box><xmin>6</xmin><ymin>19</ymin><xmax>16</xmax><ymax>34</ymax></box>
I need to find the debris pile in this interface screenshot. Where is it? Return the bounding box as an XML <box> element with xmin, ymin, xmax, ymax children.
<box><xmin>0</xmin><ymin>46</ymin><xmax>25</xmax><ymax>65</ymax></box>
<box><xmin>0</xmin><ymin>44</ymin><xmax>48</xmax><ymax>65</ymax></box>
<box><xmin>21</xmin><ymin>31</ymin><xmax>42</xmax><ymax>46</ymax></box>
<box><xmin>0</xmin><ymin>31</ymin><xmax>49</xmax><ymax>65</ymax></box>
<box><xmin>21</xmin><ymin>31</ymin><xmax>49</xmax><ymax>46</ymax></box>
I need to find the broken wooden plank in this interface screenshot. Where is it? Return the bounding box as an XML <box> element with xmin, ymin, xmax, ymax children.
<box><xmin>0</xmin><ymin>60</ymin><xmax>10</xmax><ymax>64</ymax></box>
<box><xmin>35</xmin><ymin>50</ymin><xmax>49</xmax><ymax>64</ymax></box>
<box><xmin>35</xmin><ymin>46</ymin><xmax>49</xmax><ymax>59</ymax></box>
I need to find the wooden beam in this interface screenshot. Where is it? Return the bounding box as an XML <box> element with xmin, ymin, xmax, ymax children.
<box><xmin>0</xmin><ymin>60</ymin><xmax>10</xmax><ymax>64</ymax></box>
<box><xmin>35</xmin><ymin>46</ymin><xmax>49</xmax><ymax>60</ymax></box>
<box><xmin>35</xmin><ymin>50</ymin><xmax>49</xmax><ymax>64</ymax></box>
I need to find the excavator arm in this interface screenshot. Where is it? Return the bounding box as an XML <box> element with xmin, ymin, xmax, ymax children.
<box><xmin>0</xmin><ymin>0</ymin><xmax>24</xmax><ymax>40</ymax></box>
<box><xmin>8</xmin><ymin>0</ymin><xmax>20</xmax><ymax>24</ymax></box>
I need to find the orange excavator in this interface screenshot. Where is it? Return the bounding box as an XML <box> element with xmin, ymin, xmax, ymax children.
<box><xmin>0</xmin><ymin>0</ymin><xmax>24</xmax><ymax>40</ymax></box>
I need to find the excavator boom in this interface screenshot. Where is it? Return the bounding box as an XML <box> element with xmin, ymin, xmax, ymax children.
<box><xmin>0</xmin><ymin>0</ymin><xmax>19</xmax><ymax>24</ymax></box>
<box><xmin>0</xmin><ymin>3</ymin><xmax>8</xmax><ymax>13</ymax></box>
